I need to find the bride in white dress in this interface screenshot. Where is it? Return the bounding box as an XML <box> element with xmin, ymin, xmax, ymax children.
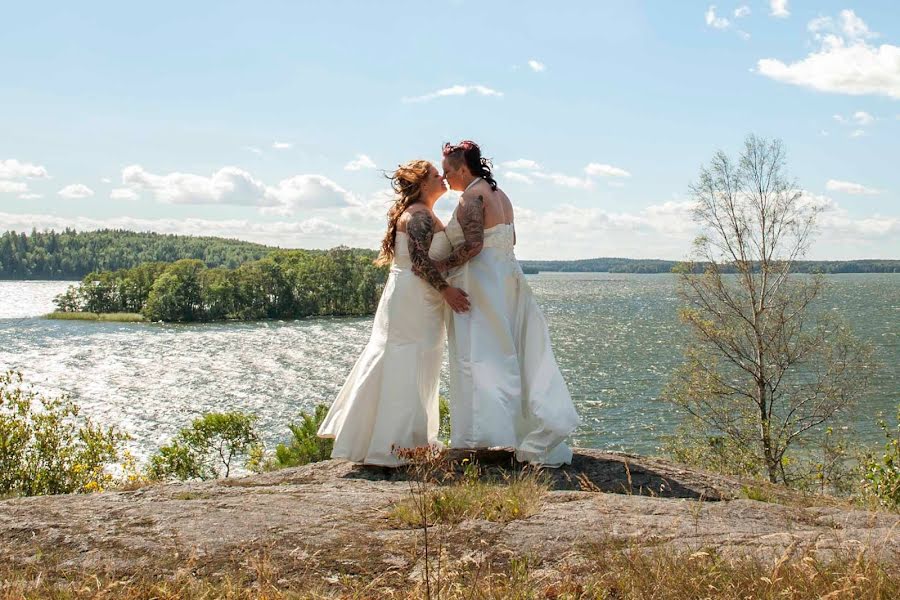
<box><xmin>430</xmin><ymin>141</ymin><xmax>580</xmax><ymax>467</ymax></box>
<box><xmin>317</xmin><ymin>160</ymin><xmax>470</xmax><ymax>466</ymax></box>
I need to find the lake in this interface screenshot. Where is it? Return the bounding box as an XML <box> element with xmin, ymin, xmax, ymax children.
<box><xmin>0</xmin><ymin>274</ymin><xmax>897</xmax><ymax>462</ymax></box>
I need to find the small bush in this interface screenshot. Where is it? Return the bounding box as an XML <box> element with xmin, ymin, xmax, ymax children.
<box><xmin>0</xmin><ymin>370</ymin><xmax>128</xmax><ymax>496</ymax></box>
<box><xmin>148</xmin><ymin>412</ymin><xmax>260</xmax><ymax>480</ymax></box>
<box><xmin>269</xmin><ymin>404</ymin><xmax>334</xmax><ymax>469</ymax></box>
<box><xmin>861</xmin><ymin>406</ymin><xmax>900</xmax><ymax>509</ymax></box>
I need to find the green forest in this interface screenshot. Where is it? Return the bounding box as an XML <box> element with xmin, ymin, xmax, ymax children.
<box><xmin>0</xmin><ymin>229</ymin><xmax>275</xmax><ymax>279</ymax></box>
<box><xmin>519</xmin><ymin>257</ymin><xmax>900</xmax><ymax>274</ymax></box>
<box><xmin>53</xmin><ymin>248</ymin><xmax>387</xmax><ymax>322</ymax></box>
<box><xmin>2</xmin><ymin>229</ymin><xmax>898</xmax><ymax>281</ymax></box>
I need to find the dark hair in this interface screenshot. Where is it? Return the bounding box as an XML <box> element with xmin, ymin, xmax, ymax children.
<box><xmin>442</xmin><ymin>140</ymin><xmax>498</xmax><ymax>191</ymax></box>
<box><xmin>375</xmin><ymin>159</ymin><xmax>432</xmax><ymax>266</ymax></box>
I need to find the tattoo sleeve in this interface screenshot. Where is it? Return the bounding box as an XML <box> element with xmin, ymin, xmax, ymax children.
<box><xmin>435</xmin><ymin>194</ymin><xmax>485</xmax><ymax>271</ymax></box>
<box><xmin>406</xmin><ymin>211</ymin><xmax>449</xmax><ymax>292</ymax></box>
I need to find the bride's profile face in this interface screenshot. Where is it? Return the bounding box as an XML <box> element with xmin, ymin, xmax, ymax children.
<box><xmin>421</xmin><ymin>164</ymin><xmax>447</xmax><ymax>203</ymax></box>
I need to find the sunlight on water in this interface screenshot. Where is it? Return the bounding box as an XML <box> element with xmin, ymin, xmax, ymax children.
<box><xmin>0</xmin><ymin>275</ymin><xmax>897</xmax><ymax>462</ymax></box>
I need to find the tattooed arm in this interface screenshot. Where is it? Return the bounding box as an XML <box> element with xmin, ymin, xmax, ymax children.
<box><xmin>434</xmin><ymin>193</ymin><xmax>485</xmax><ymax>272</ymax></box>
<box><xmin>405</xmin><ymin>210</ymin><xmax>449</xmax><ymax>292</ymax></box>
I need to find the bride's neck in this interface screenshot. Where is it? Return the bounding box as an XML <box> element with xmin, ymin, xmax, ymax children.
<box><xmin>459</xmin><ymin>173</ymin><xmax>478</xmax><ymax>191</ymax></box>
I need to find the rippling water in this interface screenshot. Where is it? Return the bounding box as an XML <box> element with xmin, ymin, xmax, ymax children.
<box><xmin>0</xmin><ymin>275</ymin><xmax>897</xmax><ymax>461</ymax></box>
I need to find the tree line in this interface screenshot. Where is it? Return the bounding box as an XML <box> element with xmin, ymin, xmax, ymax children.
<box><xmin>520</xmin><ymin>257</ymin><xmax>900</xmax><ymax>274</ymax></box>
<box><xmin>53</xmin><ymin>247</ymin><xmax>387</xmax><ymax>322</ymax></box>
<box><xmin>0</xmin><ymin>228</ymin><xmax>275</xmax><ymax>279</ymax></box>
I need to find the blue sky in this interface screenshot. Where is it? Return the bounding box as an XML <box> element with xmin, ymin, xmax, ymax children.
<box><xmin>1</xmin><ymin>1</ymin><xmax>897</xmax><ymax>260</ymax></box>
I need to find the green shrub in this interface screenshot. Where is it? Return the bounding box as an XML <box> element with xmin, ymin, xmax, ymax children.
<box><xmin>0</xmin><ymin>371</ymin><xmax>128</xmax><ymax>496</ymax></box>
<box><xmin>861</xmin><ymin>407</ymin><xmax>900</xmax><ymax>509</ymax></box>
<box><xmin>272</xmin><ymin>404</ymin><xmax>333</xmax><ymax>468</ymax></box>
<box><xmin>148</xmin><ymin>412</ymin><xmax>260</xmax><ymax>480</ymax></box>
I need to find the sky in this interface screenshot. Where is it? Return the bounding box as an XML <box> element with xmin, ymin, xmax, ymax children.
<box><xmin>1</xmin><ymin>1</ymin><xmax>898</xmax><ymax>260</ymax></box>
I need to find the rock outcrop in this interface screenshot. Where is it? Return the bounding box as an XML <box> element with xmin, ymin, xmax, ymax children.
<box><xmin>2</xmin><ymin>449</ymin><xmax>897</xmax><ymax>585</ymax></box>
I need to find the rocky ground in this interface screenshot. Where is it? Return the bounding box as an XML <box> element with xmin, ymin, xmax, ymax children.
<box><xmin>1</xmin><ymin>449</ymin><xmax>897</xmax><ymax>591</ymax></box>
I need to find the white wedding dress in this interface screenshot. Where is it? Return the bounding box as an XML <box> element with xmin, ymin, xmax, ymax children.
<box><xmin>429</xmin><ymin>211</ymin><xmax>580</xmax><ymax>466</ymax></box>
<box><xmin>317</xmin><ymin>231</ymin><xmax>445</xmax><ymax>466</ymax></box>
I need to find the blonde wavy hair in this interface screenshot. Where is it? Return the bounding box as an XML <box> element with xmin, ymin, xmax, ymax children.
<box><xmin>375</xmin><ymin>159</ymin><xmax>432</xmax><ymax>266</ymax></box>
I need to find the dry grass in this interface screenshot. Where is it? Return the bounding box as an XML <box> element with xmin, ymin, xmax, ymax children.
<box><xmin>2</xmin><ymin>542</ymin><xmax>898</xmax><ymax>599</ymax></box>
<box><xmin>388</xmin><ymin>465</ymin><xmax>549</xmax><ymax>527</ymax></box>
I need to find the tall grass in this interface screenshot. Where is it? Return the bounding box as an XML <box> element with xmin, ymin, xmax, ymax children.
<box><xmin>2</xmin><ymin>543</ymin><xmax>897</xmax><ymax>599</ymax></box>
<box><xmin>45</xmin><ymin>311</ymin><xmax>147</xmax><ymax>322</ymax></box>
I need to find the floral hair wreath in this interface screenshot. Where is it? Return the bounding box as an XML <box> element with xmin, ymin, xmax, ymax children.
<box><xmin>442</xmin><ymin>140</ymin><xmax>479</xmax><ymax>156</ymax></box>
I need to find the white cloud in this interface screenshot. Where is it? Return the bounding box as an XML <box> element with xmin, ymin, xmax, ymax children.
<box><xmin>18</xmin><ymin>193</ymin><xmax>42</xmax><ymax>200</ymax></box>
<box><xmin>341</xmin><ymin>189</ymin><xmax>393</xmax><ymax>221</ymax></box>
<box><xmin>110</xmin><ymin>188</ymin><xmax>139</xmax><ymax>201</ymax></box>
<box><xmin>758</xmin><ymin>11</ymin><xmax>900</xmax><ymax>99</ymax></box>
<box><xmin>504</xmin><ymin>172</ymin><xmax>534</xmax><ymax>185</ymax></box>
<box><xmin>263</xmin><ymin>174</ymin><xmax>355</xmax><ymax>214</ymax></box>
<box><xmin>0</xmin><ymin>211</ymin><xmax>377</xmax><ymax>251</ymax></box>
<box><xmin>850</xmin><ymin>129</ymin><xmax>866</xmax><ymax>138</ymax></box>
<box><xmin>402</xmin><ymin>84</ymin><xmax>503</xmax><ymax>103</ymax></box>
<box><xmin>527</xmin><ymin>59</ymin><xmax>546</xmax><ymax>72</ymax></box>
<box><xmin>501</xmin><ymin>159</ymin><xmax>542</xmax><ymax>170</ymax></box>
<box><xmin>272</xmin><ymin>141</ymin><xmax>292</xmax><ymax>150</ymax></box>
<box><xmin>530</xmin><ymin>171</ymin><xmax>592</xmax><ymax>189</ymax></box>
<box><xmin>58</xmin><ymin>184</ymin><xmax>94</xmax><ymax>199</ymax></box>
<box><xmin>769</xmin><ymin>0</ymin><xmax>789</xmax><ymax>18</ymax></box>
<box><xmin>705</xmin><ymin>5</ymin><xmax>730</xmax><ymax>30</ymax></box>
<box><xmin>122</xmin><ymin>165</ymin><xmax>271</xmax><ymax>206</ymax></box>
<box><xmin>100</xmin><ymin>177</ymin><xmax>112</xmax><ymax>184</ymax></box>
<box><xmin>737</xmin><ymin>30</ymin><xmax>751</xmax><ymax>41</ymax></box>
<box><xmin>852</xmin><ymin>110</ymin><xmax>875</xmax><ymax>125</ymax></box>
<box><xmin>0</xmin><ymin>159</ymin><xmax>49</xmax><ymax>180</ymax></box>
<box><xmin>246</xmin><ymin>146</ymin><xmax>263</xmax><ymax>155</ymax></box>
<box><xmin>826</xmin><ymin>179</ymin><xmax>882</xmax><ymax>195</ymax></box>
<box><xmin>734</xmin><ymin>5</ymin><xmax>750</xmax><ymax>18</ymax></box>
<box><xmin>344</xmin><ymin>154</ymin><xmax>377</xmax><ymax>171</ymax></box>
<box><xmin>585</xmin><ymin>163</ymin><xmax>631</xmax><ymax>178</ymax></box>
<box><xmin>0</xmin><ymin>181</ymin><xmax>28</xmax><ymax>194</ymax></box>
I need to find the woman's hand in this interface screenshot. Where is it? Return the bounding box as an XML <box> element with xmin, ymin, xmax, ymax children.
<box><xmin>442</xmin><ymin>286</ymin><xmax>470</xmax><ymax>313</ymax></box>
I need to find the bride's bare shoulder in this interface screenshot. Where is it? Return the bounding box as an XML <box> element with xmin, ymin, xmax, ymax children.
<box><xmin>398</xmin><ymin>204</ymin><xmax>441</xmax><ymax>232</ymax></box>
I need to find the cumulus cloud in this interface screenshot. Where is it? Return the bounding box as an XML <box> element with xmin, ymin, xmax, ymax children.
<box><xmin>584</xmin><ymin>163</ymin><xmax>631</xmax><ymax>178</ymax></box>
<box><xmin>705</xmin><ymin>5</ymin><xmax>730</xmax><ymax>30</ymax></box>
<box><xmin>501</xmin><ymin>159</ymin><xmax>542</xmax><ymax>170</ymax></box>
<box><xmin>344</xmin><ymin>154</ymin><xmax>377</xmax><ymax>171</ymax></box>
<box><xmin>122</xmin><ymin>165</ymin><xmax>270</xmax><ymax>206</ymax></box>
<box><xmin>402</xmin><ymin>84</ymin><xmax>503</xmax><ymax>103</ymax></box>
<box><xmin>0</xmin><ymin>181</ymin><xmax>28</xmax><ymax>194</ymax></box>
<box><xmin>0</xmin><ymin>159</ymin><xmax>49</xmax><ymax>180</ymax></box>
<box><xmin>769</xmin><ymin>0</ymin><xmax>789</xmax><ymax>18</ymax></box>
<box><xmin>527</xmin><ymin>59</ymin><xmax>546</xmax><ymax>72</ymax></box>
<box><xmin>734</xmin><ymin>5</ymin><xmax>750</xmax><ymax>18</ymax></box>
<box><xmin>110</xmin><ymin>188</ymin><xmax>139</xmax><ymax>201</ymax></box>
<box><xmin>115</xmin><ymin>165</ymin><xmax>359</xmax><ymax>216</ymax></box>
<box><xmin>263</xmin><ymin>175</ymin><xmax>355</xmax><ymax>215</ymax></box>
<box><xmin>852</xmin><ymin>110</ymin><xmax>875</xmax><ymax>125</ymax></box>
<box><xmin>758</xmin><ymin>10</ymin><xmax>900</xmax><ymax>99</ymax></box>
<box><xmin>58</xmin><ymin>184</ymin><xmax>94</xmax><ymax>199</ymax></box>
<box><xmin>826</xmin><ymin>179</ymin><xmax>882</xmax><ymax>195</ymax></box>
<box><xmin>504</xmin><ymin>172</ymin><xmax>534</xmax><ymax>185</ymax></box>
<box><xmin>272</xmin><ymin>141</ymin><xmax>293</xmax><ymax>150</ymax></box>
<box><xmin>530</xmin><ymin>171</ymin><xmax>592</xmax><ymax>189</ymax></box>
<box><xmin>0</xmin><ymin>211</ymin><xmax>377</xmax><ymax>251</ymax></box>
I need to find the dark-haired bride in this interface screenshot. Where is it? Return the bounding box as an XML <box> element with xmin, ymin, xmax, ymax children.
<box><xmin>430</xmin><ymin>141</ymin><xmax>580</xmax><ymax>467</ymax></box>
<box><xmin>317</xmin><ymin>160</ymin><xmax>469</xmax><ymax>466</ymax></box>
